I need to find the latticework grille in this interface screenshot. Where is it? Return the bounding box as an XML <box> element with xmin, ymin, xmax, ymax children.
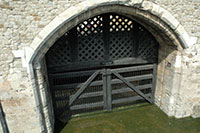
<box><xmin>77</xmin><ymin>15</ymin><xmax>103</xmax><ymax>36</ymax></box>
<box><xmin>46</xmin><ymin>13</ymin><xmax>158</xmax><ymax>70</ymax></box>
<box><xmin>109</xmin><ymin>14</ymin><xmax>133</xmax><ymax>32</ymax></box>
<box><xmin>46</xmin><ymin>36</ymin><xmax>71</xmax><ymax>67</ymax></box>
<box><xmin>109</xmin><ymin>32</ymin><xmax>133</xmax><ymax>59</ymax></box>
<box><xmin>78</xmin><ymin>34</ymin><xmax>104</xmax><ymax>61</ymax></box>
<box><xmin>137</xmin><ymin>27</ymin><xmax>158</xmax><ymax>62</ymax></box>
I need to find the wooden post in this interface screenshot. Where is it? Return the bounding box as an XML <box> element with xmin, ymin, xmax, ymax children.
<box><xmin>102</xmin><ymin>69</ymin><xmax>112</xmax><ymax>111</ymax></box>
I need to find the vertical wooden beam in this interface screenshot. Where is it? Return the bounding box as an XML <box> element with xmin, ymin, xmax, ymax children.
<box><xmin>68</xmin><ymin>27</ymin><xmax>78</xmax><ymax>62</ymax></box>
<box><xmin>102</xmin><ymin>69</ymin><xmax>107</xmax><ymax>110</ymax></box>
<box><xmin>132</xmin><ymin>22</ymin><xmax>141</xmax><ymax>58</ymax></box>
<box><xmin>106</xmin><ymin>69</ymin><xmax>112</xmax><ymax>110</ymax></box>
<box><xmin>102</xmin><ymin>69</ymin><xmax>112</xmax><ymax>111</ymax></box>
<box><xmin>102</xmin><ymin>14</ymin><xmax>110</xmax><ymax>62</ymax></box>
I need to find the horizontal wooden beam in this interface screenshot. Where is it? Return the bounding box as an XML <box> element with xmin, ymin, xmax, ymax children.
<box><xmin>52</xmin><ymin>74</ymin><xmax>153</xmax><ymax>89</ymax></box>
<box><xmin>49</xmin><ymin>69</ymin><xmax>95</xmax><ymax>78</ymax></box>
<box><xmin>55</xmin><ymin>84</ymin><xmax>152</xmax><ymax>100</ymax></box>
<box><xmin>112</xmin><ymin>84</ymin><xmax>152</xmax><ymax>95</ymax></box>
<box><xmin>112</xmin><ymin>93</ymin><xmax>151</xmax><ymax>104</ymax></box>
<box><xmin>111</xmin><ymin>64</ymin><xmax>154</xmax><ymax>73</ymax></box>
<box><xmin>70</xmin><ymin>101</ymin><xmax>104</xmax><ymax>110</ymax></box>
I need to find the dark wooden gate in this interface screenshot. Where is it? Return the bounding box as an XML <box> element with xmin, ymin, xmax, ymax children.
<box><xmin>46</xmin><ymin>13</ymin><xmax>158</xmax><ymax>122</ymax></box>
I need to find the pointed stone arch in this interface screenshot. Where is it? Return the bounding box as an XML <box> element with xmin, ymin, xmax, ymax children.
<box><xmin>26</xmin><ymin>0</ymin><xmax>197</xmax><ymax>132</ymax></box>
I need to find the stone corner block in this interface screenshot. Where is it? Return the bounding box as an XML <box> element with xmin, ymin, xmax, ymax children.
<box><xmin>161</xmin><ymin>10</ymin><xmax>179</xmax><ymax>30</ymax></box>
<box><xmin>124</xmin><ymin>0</ymin><xmax>143</xmax><ymax>6</ymax></box>
<box><xmin>24</xmin><ymin>47</ymin><xmax>34</xmax><ymax>64</ymax></box>
<box><xmin>176</xmin><ymin>25</ymin><xmax>197</xmax><ymax>48</ymax></box>
<box><xmin>151</xmin><ymin>3</ymin><xmax>161</xmax><ymax>16</ymax></box>
<box><xmin>30</xmin><ymin>36</ymin><xmax>43</xmax><ymax>51</ymax></box>
<box><xmin>141</xmin><ymin>1</ymin><xmax>153</xmax><ymax>11</ymax></box>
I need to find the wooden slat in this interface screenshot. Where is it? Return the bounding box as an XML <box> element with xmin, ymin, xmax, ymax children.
<box><xmin>112</xmin><ymin>64</ymin><xmax>154</xmax><ymax>73</ymax></box>
<box><xmin>111</xmin><ymin>74</ymin><xmax>153</xmax><ymax>85</ymax></box>
<box><xmin>112</xmin><ymin>84</ymin><xmax>152</xmax><ymax>95</ymax></box>
<box><xmin>48</xmin><ymin>61</ymin><xmax>105</xmax><ymax>73</ymax></box>
<box><xmin>73</xmin><ymin>91</ymin><xmax>103</xmax><ymax>99</ymax></box>
<box><xmin>112</xmin><ymin>93</ymin><xmax>151</xmax><ymax>104</ymax></box>
<box><xmin>55</xmin><ymin>84</ymin><xmax>152</xmax><ymax>100</ymax></box>
<box><xmin>70</xmin><ymin>101</ymin><xmax>104</xmax><ymax>110</ymax></box>
<box><xmin>112</xmin><ymin>71</ymin><xmax>153</xmax><ymax>103</ymax></box>
<box><xmin>52</xmin><ymin>74</ymin><xmax>153</xmax><ymax>89</ymax></box>
<box><xmin>54</xmin><ymin>91</ymin><xmax>103</xmax><ymax>101</ymax></box>
<box><xmin>69</xmin><ymin>70</ymin><xmax>100</xmax><ymax>106</ymax></box>
<box><xmin>49</xmin><ymin>69</ymin><xmax>95</xmax><ymax>78</ymax></box>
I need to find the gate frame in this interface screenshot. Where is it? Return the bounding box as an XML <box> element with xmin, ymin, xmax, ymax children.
<box><xmin>25</xmin><ymin>0</ymin><xmax>197</xmax><ymax>132</ymax></box>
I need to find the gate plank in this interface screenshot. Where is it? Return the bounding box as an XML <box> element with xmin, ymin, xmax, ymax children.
<box><xmin>70</xmin><ymin>101</ymin><xmax>104</xmax><ymax>110</ymax></box>
<box><xmin>112</xmin><ymin>64</ymin><xmax>154</xmax><ymax>73</ymax></box>
<box><xmin>69</xmin><ymin>70</ymin><xmax>100</xmax><ymax>106</ymax></box>
<box><xmin>49</xmin><ymin>69</ymin><xmax>95</xmax><ymax>78</ymax></box>
<box><xmin>55</xmin><ymin>84</ymin><xmax>152</xmax><ymax>100</ymax></box>
<box><xmin>52</xmin><ymin>74</ymin><xmax>153</xmax><ymax>89</ymax></box>
<box><xmin>112</xmin><ymin>93</ymin><xmax>151</xmax><ymax>104</ymax></box>
<box><xmin>112</xmin><ymin>84</ymin><xmax>152</xmax><ymax>95</ymax></box>
<box><xmin>112</xmin><ymin>71</ymin><xmax>153</xmax><ymax>103</ymax></box>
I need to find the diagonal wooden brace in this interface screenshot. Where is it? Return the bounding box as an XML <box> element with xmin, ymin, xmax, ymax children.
<box><xmin>69</xmin><ymin>70</ymin><xmax>100</xmax><ymax>106</ymax></box>
<box><xmin>112</xmin><ymin>71</ymin><xmax>153</xmax><ymax>103</ymax></box>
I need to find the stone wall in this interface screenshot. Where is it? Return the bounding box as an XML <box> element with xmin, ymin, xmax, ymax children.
<box><xmin>154</xmin><ymin>0</ymin><xmax>200</xmax><ymax>118</ymax></box>
<box><xmin>0</xmin><ymin>0</ymin><xmax>200</xmax><ymax>132</ymax></box>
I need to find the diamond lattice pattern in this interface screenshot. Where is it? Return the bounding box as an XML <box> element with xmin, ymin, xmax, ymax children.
<box><xmin>46</xmin><ymin>36</ymin><xmax>71</xmax><ymax>67</ymax></box>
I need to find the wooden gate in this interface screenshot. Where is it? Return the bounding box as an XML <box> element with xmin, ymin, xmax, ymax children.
<box><xmin>46</xmin><ymin>13</ymin><xmax>158</xmax><ymax>122</ymax></box>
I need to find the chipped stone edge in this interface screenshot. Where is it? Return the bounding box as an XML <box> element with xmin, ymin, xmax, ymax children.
<box><xmin>141</xmin><ymin>1</ymin><xmax>197</xmax><ymax>49</ymax></box>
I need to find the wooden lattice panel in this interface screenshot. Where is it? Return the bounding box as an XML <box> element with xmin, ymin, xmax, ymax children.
<box><xmin>77</xmin><ymin>15</ymin><xmax>104</xmax><ymax>62</ymax></box>
<box><xmin>109</xmin><ymin>14</ymin><xmax>133</xmax><ymax>32</ymax></box>
<box><xmin>78</xmin><ymin>33</ymin><xmax>104</xmax><ymax>61</ymax></box>
<box><xmin>77</xmin><ymin>15</ymin><xmax>103</xmax><ymax>36</ymax></box>
<box><xmin>46</xmin><ymin>13</ymin><xmax>158</xmax><ymax>71</ymax></box>
<box><xmin>46</xmin><ymin>36</ymin><xmax>71</xmax><ymax>67</ymax></box>
<box><xmin>137</xmin><ymin>27</ymin><xmax>158</xmax><ymax>62</ymax></box>
<box><xmin>109</xmin><ymin>32</ymin><xmax>133</xmax><ymax>59</ymax></box>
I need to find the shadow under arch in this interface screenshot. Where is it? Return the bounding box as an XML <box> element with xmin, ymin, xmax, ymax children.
<box><xmin>26</xmin><ymin>1</ymin><xmax>196</xmax><ymax>132</ymax></box>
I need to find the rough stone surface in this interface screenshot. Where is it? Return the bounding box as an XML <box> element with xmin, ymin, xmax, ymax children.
<box><xmin>0</xmin><ymin>0</ymin><xmax>200</xmax><ymax>132</ymax></box>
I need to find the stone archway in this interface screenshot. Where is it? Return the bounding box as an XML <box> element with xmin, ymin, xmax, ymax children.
<box><xmin>26</xmin><ymin>0</ymin><xmax>197</xmax><ymax>132</ymax></box>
